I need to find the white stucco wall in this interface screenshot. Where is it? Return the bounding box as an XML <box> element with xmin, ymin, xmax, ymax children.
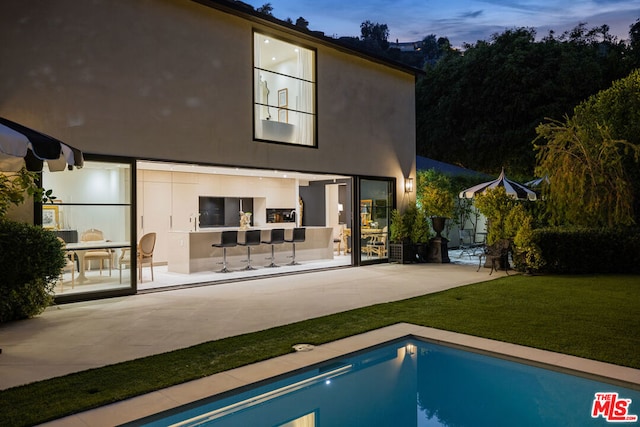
<box><xmin>0</xmin><ymin>0</ymin><xmax>416</xmax><ymax>204</ymax></box>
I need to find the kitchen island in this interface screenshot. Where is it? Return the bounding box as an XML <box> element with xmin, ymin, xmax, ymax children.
<box><xmin>167</xmin><ymin>226</ymin><xmax>334</xmax><ymax>274</ymax></box>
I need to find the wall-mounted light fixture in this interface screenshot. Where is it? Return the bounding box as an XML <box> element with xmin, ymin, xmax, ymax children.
<box><xmin>338</xmin><ymin>203</ymin><xmax>344</xmax><ymax>213</ymax></box>
<box><xmin>404</xmin><ymin>177</ymin><xmax>414</xmax><ymax>193</ymax></box>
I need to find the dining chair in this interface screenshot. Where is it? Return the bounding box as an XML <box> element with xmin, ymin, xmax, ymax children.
<box><xmin>366</xmin><ymin>226</ymin><xmax>388</xmax><ymax>258</ymax></box>
<box><xmin>80</xmin><ymin>229</ymin><xmax>113</xmax><ymax>276</ymax></box>
<box><xmin>137</xmin><ymin>232</ymin><xmax>156</xmax><ymax>282</ymax></box>
<box><xmin>57</xmin><ymin>237</ymin><xmax>75</xmax><ymax>291</ymax></box>
<box><xmin>119</xmin><ymin>232</ymin><xmax>156</xmax><ymax>283</ymax></box>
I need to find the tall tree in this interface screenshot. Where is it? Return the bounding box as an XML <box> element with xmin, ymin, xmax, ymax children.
<box><xmin>534</xmin><ymin>70</ymin><xmax>640</xmax><ymax>227</ymax></box>
<box><xmin>256</xmin><ymin>3</ymin><xmax>273</xmax><ymax>16</ymax></box>
<box><xmin>629</xmin><ymin>19</ymin><xmax>640</xmax><ymax>68</ymax></box>
<box><xmin>416</xmin><ymin>24</ymin><xmax>633</xmax><ymax>177</ymax></box>
<box><xmin>360</xmin><ymin>20</ymin><xmax>389</xmax><ymax>52</ymax></box>
<box><xmin>295</xmin><ymin>17</ymin><xmax>309</xmax><ymax>30</ymax></box>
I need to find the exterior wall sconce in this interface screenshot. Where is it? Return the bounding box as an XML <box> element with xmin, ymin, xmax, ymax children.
<box><xmin>404</xmin><ymin>177</ymin><xmax>414</xmax><ymax>193</ymax></box>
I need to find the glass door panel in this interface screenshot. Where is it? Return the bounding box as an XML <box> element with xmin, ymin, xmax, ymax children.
<box><xmin>359</xmin><ymin>179</ymin><xmax>392</xmax><ymax>264</ymax></box>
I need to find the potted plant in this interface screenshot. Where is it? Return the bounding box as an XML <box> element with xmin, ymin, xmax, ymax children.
<box><xmin>389</xmin><ymin>208</ymin><xmax>413</xmax><ymax>263</ymax></box>
<box><xmin>417</xmin><ymin>170</ymin><xmax>455</xmax><ymax>262</ymax></box>
<box><xmin>410</xmin><ymin>205</ymin><xmax>431</xmax><ymax>262</ymax></box>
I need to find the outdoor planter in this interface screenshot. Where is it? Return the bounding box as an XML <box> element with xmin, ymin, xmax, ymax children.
<box><xmin>389</xmin><ymin>242</ymin><xmax>415</xmax><ymax>264</ymax></box>
<box><xmin>413</xmin><ymin>242</ymin><xmax>429</xmax><ymax>263</ymax></box>
<box><xmin>428</xmin><ymin>216</ymin><xmax>450</xmax><ymax>263</ymax></box>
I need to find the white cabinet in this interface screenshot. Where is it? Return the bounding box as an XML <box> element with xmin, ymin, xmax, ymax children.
<box><xmin>138</xmin><ymin>171</ymin><xmax>196</xmax><ymax>265</ymax></box>
<box><xmin>172</xmin><ymin>182</ymin><xmax>198</xmax><ymax>231</ymax></box>
<box><xmin>141</xmin><ymin>180</ymin><xmax>171</xmax><ymax>264</ymax></box>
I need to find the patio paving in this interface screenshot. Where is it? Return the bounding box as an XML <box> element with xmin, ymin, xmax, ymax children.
<box><xmin>0</xmin><ymin>261</ymin><xmax>492</xmax><ymax>390</ymax></box>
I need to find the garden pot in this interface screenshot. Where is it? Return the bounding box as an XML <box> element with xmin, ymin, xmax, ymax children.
<box><xmin>389</xmin><ymin>242</ymin><xmax>414</xmax><ymax>264</ymax></box>
<box><xmin>431</xmin><ymin>216</ymin><xmax>446</xmax><ymax>237</ymax></box>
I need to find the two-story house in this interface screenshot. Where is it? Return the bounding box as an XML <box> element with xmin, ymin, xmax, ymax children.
<box><xmin>0</xmin><ymin>0</ymin><xmax>419</xmax><ymax>302</ymax></box>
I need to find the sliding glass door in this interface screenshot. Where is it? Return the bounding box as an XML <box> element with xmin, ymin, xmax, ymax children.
<box><xmin>359</xmin><ymin>178</ymin><xmax>393</xmax><ymax>264</ymax></box>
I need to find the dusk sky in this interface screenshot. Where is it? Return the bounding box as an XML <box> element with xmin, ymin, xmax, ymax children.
<box><xmin>244</xmin><ymin>0</ymin><xmax>640</xmax><ymax>47</ymax></box>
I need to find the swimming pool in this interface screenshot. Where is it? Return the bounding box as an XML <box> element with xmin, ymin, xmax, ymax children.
<box><xmin>126</xmin><ymin>339</ymin><xmax>640</xmax><ymax>426</ymax></box>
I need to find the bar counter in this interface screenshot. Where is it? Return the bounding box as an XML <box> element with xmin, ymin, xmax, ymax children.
<box><xmin>167</xmin><ymin>227</ymin><xmax>333</xmax><ymax>274</ymax></box>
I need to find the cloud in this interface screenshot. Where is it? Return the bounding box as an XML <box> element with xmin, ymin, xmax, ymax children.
<box><xmin>461</xmin><ymin>10</ymin><xmax>484</xmax><ymax>19</ymax></box>
<box><xmin>244</xmin><ymin>0</ymin><xmax>640</xmax><ymax>47</ymax></box>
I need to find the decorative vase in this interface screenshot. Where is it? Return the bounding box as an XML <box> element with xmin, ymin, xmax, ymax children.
<box><xmin>431</xmin><ymin>216</ymin><xmax>446</xmax><ymax>237</ymax></box>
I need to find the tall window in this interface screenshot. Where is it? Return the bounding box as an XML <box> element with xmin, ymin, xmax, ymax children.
<box><xmin>42</xmin><ymin>159</ymin><xmax>134</xmax><ymax>298</ymax></box>
<box><xmin>254</xmin><ymin>32</ymin><xmax>316</xmax><ymax>147</ymax></box>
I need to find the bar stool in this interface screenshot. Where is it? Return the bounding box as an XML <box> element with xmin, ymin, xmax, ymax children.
<box><xmin>285</xmin><ymin>227</ymin><xmax>306</xmax><ymax>265</ymax></box>
<box><xmin>212</xmin><ymin>230</ymin><xmax>238</xmax><ymax>273</ymax></box>
<box><xmin>262</xmin><ymin>228</ymin><xmax>285</xmax><ymax>268</ymax></box>
<box><xmin>238</xmin><ymin>229</ymin><xmax>261</xmax><ymax>270</ymax></box>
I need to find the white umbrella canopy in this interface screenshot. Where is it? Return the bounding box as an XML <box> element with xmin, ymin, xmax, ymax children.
<box><xmin>0</xmin><ymin>117</ymin><xmax>84</xmax><ymax>172</ymax></box>
<box><xmin>524</xmin><ymin>176</ymin><xmax>549</xmax><ymax>188</ymax></box>
<box><xmin>459</xmin><ymin>169</ymin><xmax>537</xmax><ymax>201</ymax></box>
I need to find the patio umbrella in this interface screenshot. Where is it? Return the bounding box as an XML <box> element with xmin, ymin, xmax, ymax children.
<box><xmin>524</xmin><ymin>176</ymin><xmax>549</xmax><ymax>188</ymax></box>
<box><xmin>459</xmin><ymin>169</ymin><xmax>537</xmax><ymax>201</ymax></box>
<box><xmin>0</xmin><ymin>117</ymin><xmax>84</xmax><ymax>172</ymax></box>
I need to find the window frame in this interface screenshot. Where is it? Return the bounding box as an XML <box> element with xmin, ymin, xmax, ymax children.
<box><xmin>252</xmin><ymin>29</ymin><xmax>318</xmax><ymax>148</ymax></box>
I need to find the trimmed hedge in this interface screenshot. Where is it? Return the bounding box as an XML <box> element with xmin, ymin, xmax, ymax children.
<box><xmin>0</xmin><ymin>219</ymin><xmax>65</xmax><ymax>323</ymax></box>
<box><xmin>532</xmin><ymin>227</ymin><xmax>640</xmax><ymax>274</ymax></box>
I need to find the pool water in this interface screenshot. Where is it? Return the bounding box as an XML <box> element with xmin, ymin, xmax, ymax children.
<box><xmin>126</xmin><ymin>339</ymin><xmax>640</xmax><ymax>427</ymax></box>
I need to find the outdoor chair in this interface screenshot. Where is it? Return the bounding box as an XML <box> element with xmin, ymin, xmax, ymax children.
<box><xmin>478</xmin><ymin>239</ymin><xmax>512</xmax><ymax>275</ymax></box>
<box><xmin>458</xmin><ymin>229</ymin><xmax>483</xmax><ymax>258</ymax></box>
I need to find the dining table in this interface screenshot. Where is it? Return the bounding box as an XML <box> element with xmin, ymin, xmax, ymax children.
<box><xmin>65</xmin><ymin>241</ymin><xmax>131</xmax><ymax>284</ymax></box>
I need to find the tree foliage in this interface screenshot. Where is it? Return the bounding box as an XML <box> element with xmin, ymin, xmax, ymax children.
<box><xmin>0</xmin><ymin>167</ymin><xmax>41</xmax><ymax>218</ymax></box>
<box><xmin>535</xmin><ymin>69</ymin><xmax>640</xmax><ymax>227</ymax></box>
<box><xmin>295</xmin><ymin>17</ymin><xmax>309</xmax><ymax>30</ymax></box>
<box><xmin>416</xmin><ymin>24</ymin><xmax>635</xmax><ymax>176</ymax></box>
<box><xmin>360</xmin><ymin>20</ymin><xmax>390</xmax><ymax>52</ymax></box>
<box><xmin>416</xmin><ymin>169</ymin><xmax>455</xmax><ymax>218</ymax></box>
<box><xmin>256</xmin><ymin>3</ymin><xmax>273</xmax><ymax>15</ymax></box>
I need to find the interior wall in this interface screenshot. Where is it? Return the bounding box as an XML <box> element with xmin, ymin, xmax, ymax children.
<box><xmin>299</xmin><ymin>182</ymin><xmax>326</xmax><ymax>226</ymax></box>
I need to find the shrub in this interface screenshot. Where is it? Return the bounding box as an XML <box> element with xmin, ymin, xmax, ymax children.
<box><xmin>531</xmin><ymin>227</ymin><xmax>640</xmax><ymax>274</ymax></box>
<box><xmin>0</xmin><ymin>219</ymin><xmax>65</xmax><ymax>323</ymax></box>
<box><xmin>390</xmin><ymin>208</ymin><xmax>408</xmax><ymax>243</ymax></box>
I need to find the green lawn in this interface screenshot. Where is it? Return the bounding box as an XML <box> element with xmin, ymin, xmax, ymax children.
<box><xmin>1</xmin><ymin>274</ymin><xmax>639</xmax><ymax>426</ymax></box>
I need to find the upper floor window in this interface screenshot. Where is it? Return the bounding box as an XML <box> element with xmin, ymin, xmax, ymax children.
<box><xmin>253</xmin><ymin>32</ymin><xmax>316</xmax><ymax>147</ymax></box>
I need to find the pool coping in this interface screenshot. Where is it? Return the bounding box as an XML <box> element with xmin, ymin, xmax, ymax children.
<box><xmin>40</xmin><ymin>323</ymin><xmax>640</xmax><ymax>426</ymax></box>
